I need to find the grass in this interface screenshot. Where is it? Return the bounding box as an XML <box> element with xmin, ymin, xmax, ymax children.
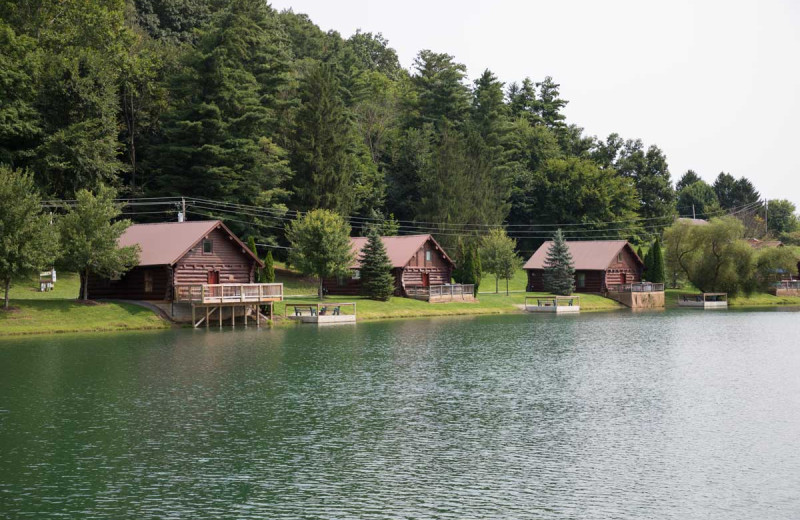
<box><xmin>274</xmin><ymin>291</ymin><xmax>623</xmax><ymax>322</ymax></box>
<box><xmin>1</xmin><ymin>272</ymin><xmax>169</xmax><ymax>336</ymax></box>
<box><xmin>274</xmin><ymin>262</ymin><xmax>319</xmax><ymax>296</ymax></box>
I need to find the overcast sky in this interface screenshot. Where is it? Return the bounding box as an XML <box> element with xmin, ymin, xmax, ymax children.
<box><xmin>270</xmin><ymin>0</ymin><xmax>800</xmax><ymax>209</ymax></box>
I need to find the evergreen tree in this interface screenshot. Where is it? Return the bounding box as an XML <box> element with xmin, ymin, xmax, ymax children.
<box><xmin>536</xmin><ymin>76</ymin><xmax>567</xmax><ymax>130</ymax></box>
<box><xmin>507</xmin><ymin>78</ymin><xmax>539</xmax><ymax>123</ymax></box>
<box><xmin>643</xmin><ymin>247</ymin><xmax>654</xmax><ymax>281</ymax></box>
<box><xmin>411</xmin><ymin>50</ymin><xmax>471</xmax><ymax>127</ymax></box>
<box><xmin>359</xmin><ymin>231</ymin><xmax>395</xmax><ymax>300</ymax></box>
<box><xmin>676</xmin><ymin>170</ymin><xmax>701</xmax><ymax>192</ymax></box>
<box><xmin>649</xmin><ymin>237</ymin><xmax>666</xmax><ymax>284</ymax></box>
<box><xmin>677</xmin><ymin>180</ymin><xmax>720</xmax><ymax>218</ymax></box>
<box><xmin>290</xmin><ymin>61</ymin><xmax>357</xmax><ymax>214</ymax></box>
<box><xmin>247</xmin><ymin>236</ymin><xmax>263</xmax><ymax>282</ymax></box>
<box><xmin>263</xmin><ymin>250</ymin><xmax>275</xmax><ymax>283</ymax></box>
<box><xmin>154</xmin><ymin>0</ymin><xmax>291</xmax><ymax>213</ymax></box>
<box><xmin>543</xmin><ymin>229</ymin><xmax>575</xmax><ymax>296</ymax></box>
<box><xmin>637</xmin><ymin>246</ymin><xmax>645</xmax><ymax>264</ymax></box>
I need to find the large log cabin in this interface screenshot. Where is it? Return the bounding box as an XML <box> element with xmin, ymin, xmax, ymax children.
<box><xmin>86</xmin><ymin>220</ymin><xmax>263</xmax><ymax>301</ymax></box>
<box><xmin>524</xmin><ymin>240</ymin><xmax>644</xmax><ymax>293</ymax></box>
<box><xmin>323</xmin><ymin>234</ymin><xmax>455</xmax><ymax>297</ymax></box>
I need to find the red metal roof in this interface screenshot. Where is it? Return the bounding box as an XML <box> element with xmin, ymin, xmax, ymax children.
<box><xmin>349</xmin><ymin>234</ymin><xmax>453</xmax><ymax>268</ymax></box>
<box><xmin>119</xmin><ymin>220</ymin><xmax>262</xmax><ymax>267</ymax></box>
<box><xmin>524</xmin><ymin>240</ymin><xmax>640</xmax><ymax>270</ymax></box>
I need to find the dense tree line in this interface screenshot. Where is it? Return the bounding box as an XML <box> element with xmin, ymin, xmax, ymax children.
<box><xmin>2</xmin><ymin>0</ymin><xmax>795</xmax><ymax>255</ymax></box>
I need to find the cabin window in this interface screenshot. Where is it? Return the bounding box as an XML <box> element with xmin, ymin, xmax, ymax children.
<box><xmin>425</xmin><ymin>250</ymin><xmax>431</xmax><ymax>262</ymax></box>
<box><xmin>203</xmin><ymin>240</ymin><xmax>213</xmax><ymax>254</ymax></box>
<box><xmin>144</xmin><ymin>271</ymin><xmax>153</xmax><ymax>293</ymax></box>
<box><xmin>352</xmin><ymin>270</ymin><xmax>361</xmax><ymax>280</ymax></box>
<box><xmin>576</xmin><ymin>272</ymin><xmax>586</xmax><ymax>289</ymax></box>
<box><xmin>617</xmin><ymin>253</ymin><xmax>622</xmax><ymax>263</ymax></box>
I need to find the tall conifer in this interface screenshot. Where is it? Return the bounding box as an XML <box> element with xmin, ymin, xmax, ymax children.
<box><xmin>543</xmin><ymin>229</ymin><xmax>575</xmax><ymax>295</ymax></box>
<box><xmin>359</xmin><ymin>231</ymin><xmax>395</xmax><ymax>300</ymax></box>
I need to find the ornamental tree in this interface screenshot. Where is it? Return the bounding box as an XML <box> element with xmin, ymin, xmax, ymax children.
<box><xmin>480</xmin><ymin>228</ymin><xmax>520</xmax><ymax>295</ymax></box>
<box><xmin>543</xmin><ymin>229</ymin><xmax>575</xmax><ymax>296</ymax></box>
<box><xmin>0</xmin><ymin>167</ymin><xmax>59</xmax><ymax>309</ymax></box>
<box><xmin>359</xmin><ymin>230</ymin><xmax>395</xmax><ymax>301</ymax></box>
<box><xmin>287</xmin><ymin>209</ymin><xmax>354</xmax><ymax>299</ymax></box>
<box><xmin>59</xmin><ymin>186</ymin><xmax>140</xmax><ymax>300</ymax></box>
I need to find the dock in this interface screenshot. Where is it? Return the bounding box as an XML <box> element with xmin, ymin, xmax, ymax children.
<box><xmin>678</xmin><ymin>293</ymin><xmax>728</xmax><ymax>309</ymax></box>
<box><xmin>285</xmin><ymin>302</ymin><xmax>357</xmax><ymax>324</ymax></box>
<box><xmin>524</xmin><ymin>296</ymin><xmax>580</xmax><ymax>313</ymax></box>
<box><xmin>605</xmin><ymin>283</ymin><xmax>665</xmax><ymax>309</ymax></box>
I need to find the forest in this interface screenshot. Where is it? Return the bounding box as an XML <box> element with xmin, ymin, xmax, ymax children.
<box><xmin>1</xmin><ymin>0</ymin><xmax>797</xmax><ymax>258</ymax></box>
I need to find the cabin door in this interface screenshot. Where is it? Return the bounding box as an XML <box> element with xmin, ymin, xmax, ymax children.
<box><xmin>620</xmin><ymin>272</ymin><xmax>627</xmax><ymax>285</ymax></box>
<box><xmin>422</xmin><ymin>273</ymin><xmax>430</xmax><ymax>287</ymax></box>
<box><xmin>207</xmin><ymin>270</ymin><xmax>220</xmax><ymax>285</ymax></box>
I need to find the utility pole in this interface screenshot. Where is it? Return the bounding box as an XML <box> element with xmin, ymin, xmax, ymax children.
<box><xmin>181</xmin><ymin>197</ymin><xmax>186</xmax><ymax>222</ymax></box>
<box><xmin>692</xmin><ymin>204</ymin><xmax>696</xmax><ymax>220</ymax></box>
<box><xmin>764</xmin><ymin>198</ymin><xmax>768</xmax><ymax>235</ymax></box>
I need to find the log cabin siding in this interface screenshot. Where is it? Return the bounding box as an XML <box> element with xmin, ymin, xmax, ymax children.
<box><xmin>174</xmin><ymin>228</ymin><xmax>254</xmax><ymax>285</ymax></box>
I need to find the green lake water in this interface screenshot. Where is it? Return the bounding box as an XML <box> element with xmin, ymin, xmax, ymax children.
<box><xmin>1</xmin><ymin>309</ymin><xmax>800</xmax><ymax>519</ymax></box>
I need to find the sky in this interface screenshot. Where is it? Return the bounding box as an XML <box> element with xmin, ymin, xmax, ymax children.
<box><xmin>269</xmin><ymin>0</ymin><xmax>800</xmax><ymax>210</ymax></box>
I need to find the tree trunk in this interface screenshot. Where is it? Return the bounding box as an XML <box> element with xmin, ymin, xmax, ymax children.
<box><xmin>495</xmin><ymin>276</ymin><xmax>498</xmax><ymax>294</ymax></box>
<box><xmin>318</xmin><ymin>278</ymin><xmax>324</xmax><ymax>300</ymax></box>
<box><xmin>3</xmin><ymin>277</ymin><xmax>10</xmax><ymax>309</ymax></box>
<box><xmin>82</xmin><ymin>268</ymin><xmax>89</xmax><ymax>301</ymax></box>
<box><xmin>506</xmin><ymin>278</ymin><xmax>509</xmax><ymax>296</ymax></box>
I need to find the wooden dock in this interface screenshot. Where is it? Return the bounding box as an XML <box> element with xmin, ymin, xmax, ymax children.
<box><xmin>285</xmin><ymin>302</ymin><xmax>357</xmax><ymax>324</ymax></box>
<box><xmin>678</xmin><ymin>293</ymin><xmax>728</xmax><ymax>309</ymax></box>
<box><xmin>524</xmin><ymin>296</ymin><xmax>580</xmax><ymax>313</ymax></box>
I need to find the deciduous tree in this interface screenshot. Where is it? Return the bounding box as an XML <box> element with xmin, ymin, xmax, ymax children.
<box><xmin>480</xmin><ymin>229</ymin><xmax>519</xmax><ymax>295</ymax></box>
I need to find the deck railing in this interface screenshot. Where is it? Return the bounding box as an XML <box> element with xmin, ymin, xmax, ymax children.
<box><xmin>606</xmin><ymin>282</ymin><xmax>664</xmax><ymax>293</ymax></box>
<box><xmin>174</xmin><ymin>283</ymin><xmax>283</xmax><ymax>304</ymax></box>
<box><xmin>774</xmin><ymin>280</ymin><xmax>800</xmax><ymax>290</ymax></box>
<box><xmin>679</xmin><ymin>292</ymin><xmax>728</xmax><ymax>302</ymax></box>
<box><xmin>524</xmin><ymin>296</ymin><xmax>580</xmax><ymax>309</ymax></box>
<box><xmin>406</xmin><ymin>284</ymin><xmax>475</xmax><ymax>301</ymax></box>
<box><xmin>284</xmin><ymin>302</ymin><xmax>356</xmax><ymax>318</ymax></box>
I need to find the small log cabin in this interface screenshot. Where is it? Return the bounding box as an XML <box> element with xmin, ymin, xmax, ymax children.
<box><xmin>524</xmin><ymin>240</ymin><xmax>644</xmax><ymax>293</ymax></box>
<box><xmin>323</xmin><ymin>234</ymin><xmax>455</xmax><ymax>297</ymax></box>
<box><xmin>87</xmin><ymin>220</ymin><xmax>263</xmax><ymax>301</ymax></box>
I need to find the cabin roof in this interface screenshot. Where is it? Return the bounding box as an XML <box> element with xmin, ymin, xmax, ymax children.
<box><xmin>349</xmin><ymin>234</ymin><xmax>453</xmax><ymax>269</ymax></box>
<box><xmin>118</xmin><ymin>220</ymin><xmax>262</xmax><ymax>267</ymax></box>
<box><xmin>524</xmin><ymin>240</ymin><xmax>642</xmax><ymax>271</ymax></box>
<box><xmin>677</xmin><ymin>217</ymin><xmax>709</xmax><ymax>226</ymax></box>
<box><xmin>746</xmin><ymin>238</ymin><xmax>784</xmax><ymax>249</ymax></box>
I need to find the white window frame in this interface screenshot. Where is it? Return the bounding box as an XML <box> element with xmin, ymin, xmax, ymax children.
<box><xmin>352</xmin><ymin>269</ymin><xmax>361</xmax><ymax>280</ymax></box>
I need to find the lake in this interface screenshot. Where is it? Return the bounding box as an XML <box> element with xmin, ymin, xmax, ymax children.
<box><xmin>1</xmin><ymin>309</ymin><xmax>800</xmax><ymax>519</ymax></box>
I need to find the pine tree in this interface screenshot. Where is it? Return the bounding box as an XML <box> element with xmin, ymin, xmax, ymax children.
<box><xmin>643</xmin><ymin>247</ymin><xmax>653</xmax><ymax>281</ymax></box>
<box><xmin>290</xmin><ymin>61</ymin><xmax>357</xmax><ymax>214</ymax></box>
<box><xmin>637</xmin><ymin>246</ymin><xmax>645</xmax><ymax>264</ymax></box>
<box><xmin>263</xmin><ymin>250</ymin><xmax>275</xmax><ymax>283</ymax></box>
<box><xmin>543</xmin><ymin>229</ymin><xmax>575</xmax><ymax>296</ymax></box>
<box><xmin>649</xmin><ymin>237</ymin><xmax>666</xmax><ymax>284</ymax></box>
<box><xmin>359</xmin><ymin>231</ymin><xmax>395</xmax><ymax>300</ymax></box>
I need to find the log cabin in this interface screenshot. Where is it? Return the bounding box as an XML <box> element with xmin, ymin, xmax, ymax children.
<box><xmin>86</xmin><ymin>220</ymin><xmax>263</xmax><ymax>301</ymax></box>
<box><xmin>524</xmin><ymin>240</ymin><xmax>644</xmax><ymax>293</ymax></box>
<box><xmin>323</xmin><ymin>234</ymin><xmax>455</xmax><ymax>297</ymax></box>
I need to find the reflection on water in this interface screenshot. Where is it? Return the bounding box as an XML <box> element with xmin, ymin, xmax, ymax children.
<box><xmin>1</xmin><ymin>309</ymin><xmax>800</xmax><ymax>519</ymax></box>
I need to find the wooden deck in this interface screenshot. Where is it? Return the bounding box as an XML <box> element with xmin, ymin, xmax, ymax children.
<box><xmin>406</xmin><ymin>284</ymin><xmax>475</xmax><ymax>302</ymax></box>
<box><xmin>174</xmin><ymin>283</ymin><xmax>283</xmax><ymax>304</ymax></box>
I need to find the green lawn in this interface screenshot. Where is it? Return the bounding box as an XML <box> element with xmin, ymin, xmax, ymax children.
<box><xmin>1</xmin><ymin>272</ymin><xmax>169</xmax><ymax>336</ymax></box>
<box><xmin>274</xmin><ymin>291</ymin><xmax>623</xmax><ymax>322</ymax></box>
<box><xmin>478</xmin><ymin>268</ymin><xmax>529</xmax><ymax>293</ymax></box>
<box><xmin>274</xmin><ymin>262</ymin><xmax>319</xmax><ymax>296</ymax></box>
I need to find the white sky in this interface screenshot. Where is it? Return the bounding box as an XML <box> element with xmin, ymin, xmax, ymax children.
<box><xmin>270</xmin><ymin>0</ymin><xmax>800</xmax><ymax>209</ymax></box>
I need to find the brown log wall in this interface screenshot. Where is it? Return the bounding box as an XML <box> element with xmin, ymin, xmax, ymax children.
<box><xmin>527</xmin><ymin>269</ymin><xmax>604</xmax><ymax>293</ymax></box>
<box><xmin>174</xmin><ymin>227</ymin><xmax>254</xmax><ymax>285</ymax></box>
<box><xmin>87</xmin><ymin>266</ymin><xmax>171</xmax><ymax>300</ymax></box>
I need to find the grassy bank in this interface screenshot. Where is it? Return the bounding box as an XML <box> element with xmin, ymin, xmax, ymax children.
<box><xmin>1</xmin><ymin>273</ymin><xmax>169</xmax><ymax>337</ymax></box>
<box><xmin>277</xmin><ymin>292</ymin><xmax>623</xmax><ymax>321</ymax></box>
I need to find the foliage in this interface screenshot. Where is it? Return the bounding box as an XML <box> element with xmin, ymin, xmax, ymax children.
<box><xmin>767</xmin><ymin>199</ymin><xmax>799</xmax><ymax>235</ymax></box>
<box><xmin>663</xmin><ymin>216</ymin><xmax>754</xmax><ymax>296</ymax></box>
<box><xmin>359</xmin><ymin>231</ymin><xmax>395</xmax><ymax>301</ymax></box>
<box><xmin>480</xmin><ymin>229</ymin><xmax>520</xmax><ymax>295</ymax></box>
<box><xmin>754</xmin><ymin>247</ymin><xmax>799</xmax><ymax>291</ymax></box>
<box><xmin>0</xmin><ymin>167</ymin><xmax>59</xmax><ymax>308</ymax></box>
<box><xmin>677</xmin><ymin>180</ymin><xmax>720</xmax><ymax>218</ymax></box>
<box><xmin>247</xmin><ymin>236</ymin><xmax>263</xmax><ymax>282</ymax></box>
<box><xmin>286</xmin><ymin>209</ymin><xmax>354</xmax><ymax>298</ymax></box>
<box><xmin>676</xmin><ymin>170</ymin><xmax>701</xmax><ymax>192</ymax></box>
<box><xmin>713</xmin><ymin>172</ymin><xmax>760</xmax><ymax>210</ymax></box>
<box><xmin>263</xmin><ymin>250</ymin><xmax>275</xmax><ymax>283</ymax></box>
<box><xmin>543</xmin><ymin>229</ymin><xmax>575</xmax><ymax>296</ymax></box>
<box><xmin>648</xmin><ymin>237</ymin><xmax>666</xmax><ymax>284</ymax></box>
<box><xmin>58</xmin><ymin>186</ymin><xmax>140</xmax><ymax>300</ymax></box>
<box><xmin>453</xmin><ymin>240</ymin><xmax>481</xmax><ymax>295</ymax></box>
